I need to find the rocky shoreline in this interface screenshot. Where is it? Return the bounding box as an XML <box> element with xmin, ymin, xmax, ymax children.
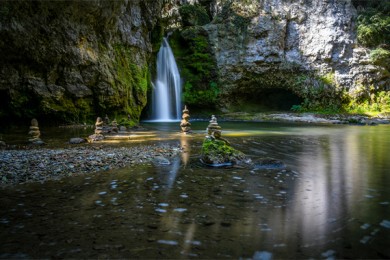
<box><xmin>221</xmin><ymin>112</ymin><xmax>390</xmax><ymax>125</ymax></box>
<box><xmin>2</xmin><ymin>112</ymin><xmax>390</xmax><ymax>187</ymax></box>
<box><xmin>0</xmin><ymin>144</ymin><xmax>181</xmax><ymax>186</ymax></box>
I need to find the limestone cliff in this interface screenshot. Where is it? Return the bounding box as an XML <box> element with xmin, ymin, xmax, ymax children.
<box><xmin>0</xmin><ymin>0</ymin><xmax>160</xmax><ymax>124</ymax></box>
<box><xmin>167</xmin><ymin>0</ymin><xmax>389</xmax><ymax>111</ymax></box>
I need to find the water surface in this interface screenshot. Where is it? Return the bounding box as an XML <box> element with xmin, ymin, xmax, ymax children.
<box><xmin>0</xmin><ymin>121</ymin><xmax>389</xmax><ymax>258</ymax></box>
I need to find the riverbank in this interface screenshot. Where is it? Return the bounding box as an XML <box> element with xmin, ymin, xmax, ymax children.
<box><xmin>0</xmin><ymin>144</ymin><xmax>181</xmax><ymax>186</ymax></box>
<box><xmin>2</xmin><ymin>112</ymin><xmax>390</xmax><ymax>187</ymax></box>
<box><xmin>220</xmin><ymin>112</ymin><xmax>390</xmax><ymax>125</ymax></box>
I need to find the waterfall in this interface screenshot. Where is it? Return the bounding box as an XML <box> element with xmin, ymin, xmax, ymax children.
<box><xmin>151</xmin><ymin>37</ymin><xmax>182</xmax><ymax>121</ymax></box>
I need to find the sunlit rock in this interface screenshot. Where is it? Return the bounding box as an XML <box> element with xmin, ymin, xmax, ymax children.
<box><xmin>180</xmin><ymin>105</ymin><xmax>192</xmax><ymax>134</ymax></box>
<box><xmin>88</xmin><ymin>117</ymin><xmax>105</xmax><ymax>141</ymax></box>
<box><xmin>111</xmin><ymin>119</ymin><xmax>119</xmax><ymax>133</ymax></box>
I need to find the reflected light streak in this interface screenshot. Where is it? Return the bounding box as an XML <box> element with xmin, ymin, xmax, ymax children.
<box><xmin>166</xmin><ymin>157</ymin><xmax>181</xmax><ymax>190</ymax></box>
<box><xmin>292</xmin><ymin>139</ymin><xmax>330</xmax><ymax>246</ymax></box>
<box><xmin>182</xmin><ymin>223</ymin><xmax>197</xmax><ymax>256</ymax></box>
<box><xmin>180</xmin><ymin>135</ymin><xmax>190</xmax><ymax>166</ymax></box>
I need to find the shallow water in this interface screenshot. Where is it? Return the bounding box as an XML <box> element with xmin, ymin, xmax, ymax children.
<box><xmin>0</xmin><ymin>121</ymin><xmax>389</xmax><ymax>259</ymax></box>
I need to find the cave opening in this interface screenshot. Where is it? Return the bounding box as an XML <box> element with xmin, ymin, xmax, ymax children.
<box><xmin>232</xmin><ymin>88</ymin><xmax>303</xmax><ymax>112</ymax></box>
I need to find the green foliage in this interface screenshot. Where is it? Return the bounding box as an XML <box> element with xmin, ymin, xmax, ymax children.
<box><xmin>290</xmin><ymin>105</ymin><xmax>303</xmax><ymax>112</ymax></box>
<box><xmin>183</xmin><ymin>81</ymin><xmax>219</xmax><ymax>106</ymax></box>
<box><xmin>370</xmin><ymin>47</ymin><xmax>390</xmax><ymax>68</ymax></box>
<box><xmin>291</xmin><ymin>74</ymin><xmax>344</xmax><ymax>113</ymax></box>
<box><xmin>357</xmin><ymin>8</ymin><xmax>390</xmax><ymax>47</ymax></box>
<box><xmin>117</xmin><ymin>117</ymin><xmax>137</xmax><ymax>128</ymax></box>
<box><xmin>179</xmin><ymin>4</ymin><xmax>210</xmax><ymax>26</ymax></box>
<box><xmin>345</xmin><ymin>89</ymin><xmax>390</xmax><ymax>115</ymax></box>
<box><xmin>169</xmin><ymin>27</ymin><xmax>219</xmax><ymax>108</ymax></box>
<box><xmin>319</xmin><ymin>72</ymin><xmax>336</xmax><ymax>86</ymax></box>
<box><xmin>291</xmin><ymin>74</ymin><xmax>390</xmax><ymax>115</ymax></box>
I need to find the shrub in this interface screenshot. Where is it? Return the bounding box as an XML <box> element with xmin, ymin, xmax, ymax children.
<box><xmin>357</xmin><ymin>9</ymin><xmax>390</xmax><ymax>48</ymax></box>
<box><xmin>370</xmin><ymin>47</ymin><xmax>390</xmax><ymax>68</ymax></box>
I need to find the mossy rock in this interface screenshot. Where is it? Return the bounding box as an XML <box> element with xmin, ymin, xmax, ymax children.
<box><xmin>201</xmin><ymin>137</ymin><xmax>246</xmax><ymax>166</ymax></box>
<box><xmin>179</xmin><ymin>4</ymin><xmax>210</xmax><ymax>27</ymax></box>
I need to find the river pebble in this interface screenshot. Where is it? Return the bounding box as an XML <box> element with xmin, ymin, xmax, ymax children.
<box><xmin>0</xmin><ymin>144</ymin><xmax>181</xmax><ymax>186</ymax></box>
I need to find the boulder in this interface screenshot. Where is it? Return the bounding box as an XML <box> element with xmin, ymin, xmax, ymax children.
<box><xmin>201</xmin><ymin>137</ymin><xmax>246</xmax><ymax>166</ymax></box>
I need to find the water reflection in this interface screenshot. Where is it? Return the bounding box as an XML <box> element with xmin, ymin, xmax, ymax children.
<box><xmin>180</xmin><ymin>134</ymin><xmax>190</xmax><ymax>167</ymax></box>
<box><xmin>0</xmin><ymin>122</ymin><xmax>389</xmax><ymax>259</ymax></box>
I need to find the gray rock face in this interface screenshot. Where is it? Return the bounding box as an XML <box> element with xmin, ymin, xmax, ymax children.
<box><xmin>201</xmin><ymin>0</ymin><xmax>388</xmax><ymax>107</ymax></box>
<box><xmin>0</xmin><ymin>0</ymin><xmax>160</xmax><ymax>122</ymax></box>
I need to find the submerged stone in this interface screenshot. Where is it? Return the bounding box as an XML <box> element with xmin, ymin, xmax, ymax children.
<box><xmin>69</xmin><ymin>138</ymin><xmax>86</xmax><ymax>144</ymax></box>
<box><xmin>153</xmin><ymin>156</ymin><xmax>171</xmax><ymax>165</ymax></box>
<box><xmin>253</xmin><ymin>158</ymin><xmax>285</xmax><ymax>170</ymax></box>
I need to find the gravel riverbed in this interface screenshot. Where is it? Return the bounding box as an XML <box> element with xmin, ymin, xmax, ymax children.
<box><xmin>0</xmin><ymin>144</ymin><xmax>181</xmax><ymax>186</ymax></box>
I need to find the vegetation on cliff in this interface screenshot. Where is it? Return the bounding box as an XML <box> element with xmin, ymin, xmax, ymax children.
<box><xmin>346</xmin><ymin>0</ymin><xmax>390</xmax><ymax>115</ymax></box>
<box><xmin>169</xmin><ymin>4</ymin><xmax>219</xmax><ymax>110</ymax></box>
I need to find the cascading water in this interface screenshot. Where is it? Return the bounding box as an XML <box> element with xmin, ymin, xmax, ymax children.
<box><xmin>151</xmin><ymin>37</ymin><xmax>182</xmax><ymax>121</ymax></box>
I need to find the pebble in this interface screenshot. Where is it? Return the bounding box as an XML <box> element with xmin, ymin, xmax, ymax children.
<box><xmin>0</xmin><ymin>144</ymin><xmax>181</xmax><ymax>186</ymax></box>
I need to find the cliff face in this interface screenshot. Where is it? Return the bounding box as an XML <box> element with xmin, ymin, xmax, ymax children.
<box><xmin>203</xmin><ymin>0</ymin><xmax>389</xmax><ymax>110</ymax></box>
<box><xmin>1</xmin><ymin>0</ymin><xmax>388</xmax><ymax>122</ymax></box>
<box><xmin>168</xmin><ymin>0</ymin><xmax>388</xmax><ymax>111</ymax></box>
<box><xmin>0</xmin><ymin>0</ymin><xmax>160</xmax><ymax>123</ymax></box>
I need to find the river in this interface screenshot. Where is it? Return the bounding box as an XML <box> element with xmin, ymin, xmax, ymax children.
<box><xmin>0</xmin><ymin>121</ymin><xmax>389</xmax><ymax>259</ymax></box>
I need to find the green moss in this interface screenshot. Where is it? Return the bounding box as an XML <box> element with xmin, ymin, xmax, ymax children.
<box><xmin>110</xmin><ymin>44</ymin><xmax>150</xmax><ymax>122</ymax></box>
<box><xmin>201</xmin><ymin>137</ymin><xmax>245</xmax><ymax>165</ymax></box>
<box><xmin>40</xmin><ymin>96</ymin><xmax>93</xmax><ymax>123</ymax></box>
<box><xmin>117</xmin><ymin>117</ymin><xmax>138</xmax><ymax>128</ymax></box>
<box><xmin>169</xmin><ymin>27</ymin><xmax>219</xmax><ymax>109</ymax></box>
<box><xmin>370</xmin><ymin>48</ymin><xmax>390</xmax><ymax>69</ymax></box>
<box><xmin>319</xmin><ymin>72</ymin><xmax>336</xmax><ymax>86</ymax></box>
<box><xmin>290</xmin><ymin>73</ymin><xmax>344</xmax><ymax>113</ymax></box>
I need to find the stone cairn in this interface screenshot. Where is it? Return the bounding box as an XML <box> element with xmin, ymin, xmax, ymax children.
<box><xmin>111</xmin><ymin>119</ymin><xmax>119</xmax><ymax>133</ymax></box>
<box><xmin>28</xmin><ymin>118</ymin><xmax>44</xmax><ymax>145</ymax></box>
<box><xmin>206</xmin><ymin>115</ymin><xmax>229</xmax><ymax>144</ymax></box>
<box><xmin>95</xmin><ymin>117</ymin><xmax>104</xmax><ymax>135</ymax></box>
<box><xmin>207</xmin><ymin>115</ymin><xmax>221</xmax><ymax>137</ymax></box>
<box><xmin>88</xmin><ymin>117</ymin><xmax>105</xmax><ymax>141</ymax></box>
<box><xmin>180</xmin><ymin>105</ymin><xmax>192</xmax><ymax>134</ymax></box>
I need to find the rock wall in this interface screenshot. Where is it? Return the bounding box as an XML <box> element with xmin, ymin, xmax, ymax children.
<box><xmin>0</xmin><ymin>0</ymin><xmax>160</xmax><ymax>124</ymax></box>
<box><xmin>171</xmin><ymin>0</ymin><xmax>389</xmax><ymax>111</ymax></box>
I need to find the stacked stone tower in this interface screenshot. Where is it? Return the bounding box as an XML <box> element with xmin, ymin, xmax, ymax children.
<box><xmin>180</xmin><ymin>105</ymin><xmax>192</xmax><ymax>134</ymax></box>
